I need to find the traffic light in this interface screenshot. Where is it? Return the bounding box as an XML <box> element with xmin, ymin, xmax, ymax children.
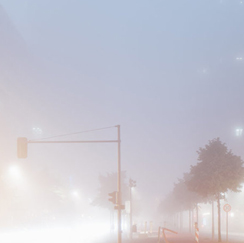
<box><xmin>129</xmin><ymin>178</ymin><xmax>136</xmax><ymax>188</ymax></box>
<box><xmin>17</xmin><ymin>137</ymin><xmax>28</xmax><ymax>158</ymax></box>
<box><xmin>108</xmin><ymin>191</ymin><xmax>117</xmax><ymax>204</ymax></box>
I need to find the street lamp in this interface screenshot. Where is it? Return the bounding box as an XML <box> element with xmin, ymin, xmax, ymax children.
<box><xmin>8</xmin><ymin>165</ymin><xmax>22</xmax><ymax>180</ymax></box>
<box><xmin>71</xmin><ymin>190</ymin><xmax>80</xmax><ymax>198</ymax></box>
<box><xmin>129</xmin><ymin>178</ymin><xmax>136</xmax><ymax>240</ymax></box>
<box><xmin>236</xmin><ymin>128</ymin><xmax>243</xmax><ymax>137</ymax></box>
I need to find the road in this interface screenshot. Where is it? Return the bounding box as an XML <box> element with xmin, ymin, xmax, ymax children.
<box><xmin>1</xmin><ymin>228</ymin><xmax>243</xmax><ymax>243</ymax></box>
<box><xmin>94</xmin><ymin>232</ymin><xmax>244</xmax><ymax>243</ymax></box>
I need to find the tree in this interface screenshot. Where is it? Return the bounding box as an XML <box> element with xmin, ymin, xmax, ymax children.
<box><xmin>173</xmin><ymin>173</ymin><xmax>203</xmax><ymax>232</ymax></box>
<box><xmin>186</xmin><ymin>138</ymin><xmax>244</xmax><ymax>242</ymax></box>
<box><xmin>158</xmin><ymin>192</ymin><xmax>181</xmax><ymax>227</ymax></box>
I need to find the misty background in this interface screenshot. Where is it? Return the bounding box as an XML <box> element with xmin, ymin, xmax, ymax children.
<box><xmin>1</xmin><ymin>0</ymin><xmax>244</xmax><ymax>230</ymax></box>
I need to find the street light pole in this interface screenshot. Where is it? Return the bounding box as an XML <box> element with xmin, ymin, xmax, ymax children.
<box><xmin>116</xmin><ymin>125</ymin><xmax>122</xmax><ymax>243</ymax></box>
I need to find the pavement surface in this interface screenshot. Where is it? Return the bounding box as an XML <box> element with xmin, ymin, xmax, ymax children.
<box><xmin>95</xmin><ymin>232</ymin><xmax>244</xmax><ymax>243</ymax></box>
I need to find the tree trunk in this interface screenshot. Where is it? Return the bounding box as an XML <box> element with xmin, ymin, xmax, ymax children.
<box><xmin>180</xmin><ymin>211</ymin><xmax>183</xmax><ymax>232</ymax></box>
<box><xmin>189</xmin><ymin>209</ymin><xmax>191</xmax><ymax>233</ymax></box>
<box><xmin>196</xmin><ymin>204</ymin><xmax>198</xmax><ymax>224</ymax></box>
<box><xmin>212</xmin><ymin>201</ymin><xmax>214</xmax><ymax>241</ymax></box>
<box><xmin>177</xmin><ymin>213</ymin><xmax>179</xmax><ymax>230</ymax></box>
<box><xmin>217</xmin><ymin>195</ymin><xmax>221</xmax><ymax>242</ymax></box>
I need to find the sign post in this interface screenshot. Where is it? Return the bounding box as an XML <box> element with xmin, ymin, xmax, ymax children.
<box><xmin>223</xmin><ymin>204</ymin><xmax>231</xmax><ymax>242</ymax></box>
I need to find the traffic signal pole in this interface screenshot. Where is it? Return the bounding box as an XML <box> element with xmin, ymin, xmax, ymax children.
<box><xmin>17</xmin><ymin>125</ymin><xmax>123</xmax><ymax>243</ymax></box>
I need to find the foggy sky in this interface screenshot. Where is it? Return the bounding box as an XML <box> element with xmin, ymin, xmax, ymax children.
<box><xmin>1</xmin><ymin>0</ymin><xmax>244</xmax><ymax>210</ymax></box>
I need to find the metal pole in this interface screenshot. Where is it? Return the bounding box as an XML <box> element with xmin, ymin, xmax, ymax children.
<box><xmin>130</xmin><ymin>186</ymin><xmax>132</xmax><ymax>240</ymax></box>
<box><xmin>117</xmin><ymin>125</ymin><xmax>122</xmax><ymax>243</ymax></box>
<box><xmin>212</xmin><ymin>201</ymin><xmax>214</xmax><ymax>241</ymax></box>
<box><xmin>226</xmin><ymin>212</ymin><xmax>228</xmax><ymax>242</ymax></box>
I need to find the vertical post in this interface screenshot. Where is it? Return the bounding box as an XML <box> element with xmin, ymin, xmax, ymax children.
<box><xmin>150</xmin><ymin>221</ymin><xmax>153</xmax><ymax>234</ymax></box>
<box><xmin>189</xmin><ymin>210</ymin><xmax>191</xmax><ymax>233</ymax></box>
<box><xmin>212</xmin><ymin>201</ymin><xmax>214</xmax><ymax>241</ymax></box>
<box><xmin>117</xmin><ymin>125</ymin><xmax>122</xmax><ymax>243</ymax></box>
<box><xmin>129</xmin><ymin>186</ymin><xmax>132</xmax><ymax>240</ymax></box>
<box><xmin>177</xmin><ymin>213</ymin><xmax>179</xmax><ymax>230</ymax></box>
<box><xmin>145</xmin><ymin>221</ymin><xmax>147</xmax><ymax>233</ymax></box>
<box><xmin>226</xmin><ymin>212</ymin><xmax>228</xmax><ymax>242</ymax></box>
<box><xmin>180</xmin><ymin>211</ymin><xmax>183</xmax><ymax>232</ymax></box>
<box><xmin>195</xmin><ymin>222</ymin><xmax>199</xmax><ymax>243</ymax></box>
<box><xmin>217</xmin><ymin>194</ymin><xmax>221</xmax><ymax>242</ymax></box>
<box><xmin>157</xmin><ymin>227</ymin><xmax>161</xmax><ymax>243</ymax></box>
<box><xmin>196</xmin><ymin>204</ymin><xmax>199</xmax><ymax>225</ymax></box>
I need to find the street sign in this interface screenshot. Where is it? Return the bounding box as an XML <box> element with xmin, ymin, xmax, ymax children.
<box><xmin>223</xmin><ymin>204</ymin><xmax>231</xmax><ymax>212</ymax></box>
<box><xmin>114</xmin><ymin>205</ymin><xmax>125</xmax><ymax>210</ymax></box>
<box><xmin>223</xmin><ymin>204</ymin><xmax>231</xmax><ymax>242</ymax></box>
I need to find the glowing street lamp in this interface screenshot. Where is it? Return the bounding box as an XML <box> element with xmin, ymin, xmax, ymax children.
<box><xmin>235</xmin><ymin>128</ymin><xmax>243</xmax><ymax>137</ymax></box>
<box><xmin>71</xmin><ymin>190</ymin><xmax>80</xmax><ymax>199</ymax></box>
<box><xmin>8</xmin><ymin>165</ymin><xmax>22</xmax><ymax>180</ymax></box>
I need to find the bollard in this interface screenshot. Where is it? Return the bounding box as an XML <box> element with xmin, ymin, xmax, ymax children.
<box><xmin>157</xmin><ymin>227</ymin><xmax>161</xmax><ymax>243</ymax></box>
<box><xmin>195</xmin><ymin>222</ymin><xmax>199</xmax><ymax>243</ymax></box>
<box><xmin>145</xmin><ymin>221</ymin><xmax>147</xmax><ymax>233</ymax></box>
<box><xmin>150</xmin><ymin>221</ymin><xmax>153</xmax><ymax>234</ymax></box>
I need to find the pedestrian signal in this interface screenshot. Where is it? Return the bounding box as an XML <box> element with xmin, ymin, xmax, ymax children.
<box><xmin>108</xmin><ymin>191</ymin><xmax>117</xmax><ymax>204</ymax></box>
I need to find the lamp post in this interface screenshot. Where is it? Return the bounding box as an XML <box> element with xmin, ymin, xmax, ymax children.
<box><xmin>129</xmin><ymin>178</ymin><xmax>136</xmax><ymax>240</ymax></box>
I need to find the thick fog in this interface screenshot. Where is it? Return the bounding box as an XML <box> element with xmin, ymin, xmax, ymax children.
<box><xmin>1</xmin><ymin>0</ymin><xmax>244</xmax><ymax>242</ymax></box>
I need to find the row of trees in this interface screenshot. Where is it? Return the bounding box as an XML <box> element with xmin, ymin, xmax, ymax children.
<box><xmin>159</xmin><ymin>138</ymin><xmax>244</xmax><ymax>242</ymax></box>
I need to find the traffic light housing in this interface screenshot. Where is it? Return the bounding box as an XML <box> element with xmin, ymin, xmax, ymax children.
<box><xmin>17</xmin><ymin>137</ymin><xmax>28</xmax><ymax>158</ymax></box>
<box><xmin>108</xmin><ymin>191</ymin><xmax>117</xmax><ymax>204</ymax></box>
<box><xmin>129</xmin><ymin>178</ymin><xmax>136</xmax><ymax>188</ymax></box>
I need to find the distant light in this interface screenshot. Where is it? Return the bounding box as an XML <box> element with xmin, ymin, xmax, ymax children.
<box><xmin>236</xmin><ymin>128</ymin><xmax>243</xmax><ymax>137</ymax></box>
<box><xmin>197</xmin><ymin>67</ymin><xmax>208</xmax><ymax>74</ymax></box>
<box><xmin>230</xmin><ymin>213</ymin><xmax>234</xmax><ymax>217</ymax></box>
<box><xmin>71</xmin><ymin>190</ymin><xmax>80</xmax><ymax>199</ymax></box>
<box><xmin>9</xmin><ymin>165</ymin><xmax>21</xmax><ymax>180</ymax></box>
<box><xmin>32</xmin><ymin>127</ymin><xmax>43</xmax><ymax>135</ymax></box>
<box><xmin>236</xmin><ymin>57</ymin><xmax>243</xmax><ymax>61</ymax></box>
<box><xmin>202</xmin><ymin>212</ymin><xmax>210</xmax><ymax>216</ymax></box>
